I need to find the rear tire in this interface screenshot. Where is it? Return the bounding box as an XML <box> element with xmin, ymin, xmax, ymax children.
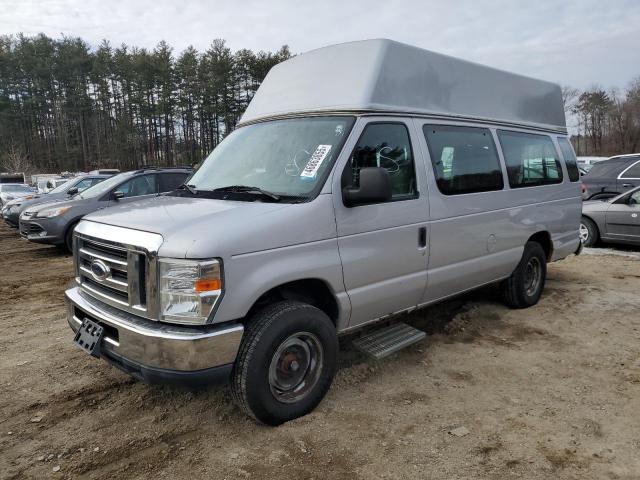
<box><xmin>580</xmin><ymin>217</ymin><xmax>599</xmax><ymax>247</ymax></box>
<box><xmin>501</xmin><ymin>241</ymin><xmax>547</xmax><ymax>309</ymax></box>
<box><xmin>231</xmin><ymin>300</ymin><xmax>338</xmax><ymax>426</ymax></box>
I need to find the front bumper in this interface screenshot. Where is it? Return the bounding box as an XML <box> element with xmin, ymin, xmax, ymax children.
<box><xmin>19</xmin><ymin>216</ymin><xmax>65</xmax><ymax>244</ymax></box>
<box><xmin>65</xmin><ymin>286</ymin><xmax>244</xmax><ymax>385</ymax></box>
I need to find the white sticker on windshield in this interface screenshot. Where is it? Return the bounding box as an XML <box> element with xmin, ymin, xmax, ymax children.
<box><xmin>300</xmin><ymin>145</ymin><xmax>332</xmax><ymax>178</ymax></box>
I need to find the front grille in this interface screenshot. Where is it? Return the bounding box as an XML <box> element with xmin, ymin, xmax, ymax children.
<box><xmin>77</xmin><ymin>236</ymin><xmax>148</xmax><ymax>315</ymax></box>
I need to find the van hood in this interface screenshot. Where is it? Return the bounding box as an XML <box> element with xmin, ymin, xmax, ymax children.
<box><xmin>83</xmin><ymin>194</ymin><xmax>337</xmax><ymax>258</ymax></box>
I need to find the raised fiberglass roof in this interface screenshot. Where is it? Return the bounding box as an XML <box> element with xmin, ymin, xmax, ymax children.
<box><xmin>240</xmin><ymin>39</ymin><xmax>566</xmax><ymax>133</ymax></box>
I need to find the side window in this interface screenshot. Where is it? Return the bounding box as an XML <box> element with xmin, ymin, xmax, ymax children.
<box><xmin>557</xmin><ymin>137</ymin><xmax>580</xmax><ymax>182</ymax></box>
<box><xmin>74</xmin><ymin>179</ymin><xmax>94</xmax><ymax>192</ymax></box>
<box><xmin>344</xmin><ymin>123</ymin><xmax>417</xmax><ymax>200</ymax></box>
<box><xmin>89</xmin><ymin>177</ymin><xmax>106</xmax><ymax>187</ymax></box>
<box><xmin>423</xmin><ymin>125</ymin><xmax>503</xmax><ymax>195</ymax></box>
<box><xmin>629</xmin><ymin>189</ymin><xmax>640</xmax><ymax>205</ymax></box>
<box><xmin>498</xmin><ymin>131</ymin><xmax>563</xmax><ymax>188</ymax></box>
<box><xmin>116</xmin><ymin>174</ymin><xmax>157</xmax><ymax>198</ymax></box>
<box><xmin>159</xmin><ymin>172</ymin><xmax>189</xmax><ymax>192</ymax></box>
<box><xmin>620</xmin><ymin>160</ymin><xmax>640</xmax><ymax>179</ymax></box>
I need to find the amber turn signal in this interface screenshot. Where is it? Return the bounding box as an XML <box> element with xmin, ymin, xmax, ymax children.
<box><xmin>194</xmin><ymin>278</ymin><xmax>222</xmax><ymax>293</ymax></box>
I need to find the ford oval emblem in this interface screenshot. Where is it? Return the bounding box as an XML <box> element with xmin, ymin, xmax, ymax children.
<box><xmin>90</xmin><ymin>259</ymin><xmax>110</xmax><ymax>282</ymax></box>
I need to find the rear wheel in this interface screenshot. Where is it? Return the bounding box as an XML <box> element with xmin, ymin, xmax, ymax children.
<box><xmin>501</xmin><ymin>241</ymin><xmax>547</xmax><ymax>309</ymax></box>
<box><xmin>231</xmin><ymin>300</ymin><xmax>338</xmax><ymax>425</ymax></box>
<box><xmin>579</xmin><ymin>217</ymin><xmax>599</xmax><ymax>247</ymax></box>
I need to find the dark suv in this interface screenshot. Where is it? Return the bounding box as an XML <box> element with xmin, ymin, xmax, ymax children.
<box><xmin>20</xmin><ymin>167</ymin><xmax>191</xmax><ymax>251</ymax></box>
<box><xmin>581</xmin><ymin>154</ymin><xmax>640</xmax><ymax>200</ymax></box>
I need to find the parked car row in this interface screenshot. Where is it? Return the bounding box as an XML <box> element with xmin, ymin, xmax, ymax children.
<box><xmin>2</xmin><ymin>167</ymin><xmax>191</xmax><ymax>251</ymax></box>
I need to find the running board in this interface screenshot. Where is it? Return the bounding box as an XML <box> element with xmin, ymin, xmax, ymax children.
<box><xmin>352</xmin><ymin>322</ymin><xmax>426</xmax><ymax>360</ymax></box>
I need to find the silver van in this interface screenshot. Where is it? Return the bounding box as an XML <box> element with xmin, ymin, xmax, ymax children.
<box><xmin>65</xmin><ymin>40</ymin><xmax>581</xmax><ymax>425</ymax></box>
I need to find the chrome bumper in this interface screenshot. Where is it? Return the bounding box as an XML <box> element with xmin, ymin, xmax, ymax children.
<box><xmin>65</xmin><ymin>286</ymin><xmax>243</xmax><ymax>372</ymax></box>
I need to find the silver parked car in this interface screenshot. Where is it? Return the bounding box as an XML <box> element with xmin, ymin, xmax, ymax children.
<box><xmin>64</xmin><ymin>39</ymin><xmax>581</xmax><ymax>425</ymax></box>
<box><xmin>581</xmin><ymin>186</ymin><xmax>640</xmax><ymax>247</ymax></box>
<box><xmin>0</xmin><ymin>183</ymin><xmax>35</xmax><ymax>208</ymax></box>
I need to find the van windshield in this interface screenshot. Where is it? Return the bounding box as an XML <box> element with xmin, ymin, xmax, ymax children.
<box><xmin>186</xmin><ymin>116</ymin><xmax>355</xmax><ymax>200</ymax></box>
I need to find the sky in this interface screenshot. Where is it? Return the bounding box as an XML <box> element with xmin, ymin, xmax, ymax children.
<box><xmin>1</xmin><ymin>0</ymin><xmax>639</xmax><ymax>91</ymax></box>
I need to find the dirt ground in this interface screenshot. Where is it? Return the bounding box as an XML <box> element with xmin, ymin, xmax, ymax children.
<box><xmin>1</xmin><ymin>221</ymin><xmax>639</xmax><ymax>480</ymax></box>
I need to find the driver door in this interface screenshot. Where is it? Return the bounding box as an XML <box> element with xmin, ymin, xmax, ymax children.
<box><xmin>332</xmin><ymin>117</ymin><xmax>429</xmax><ymax>328</ymax></box>
<box><xmin>605</xmin><ymin>189</ymin><xmax>640</xmax><ymax>241</ymax></box>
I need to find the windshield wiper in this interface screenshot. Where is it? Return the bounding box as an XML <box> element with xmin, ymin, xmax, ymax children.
<box><xmin>177</xmin><ymin>183</ymin><xmax>197</xmax><ymax>195</ymax></box>
<box><xmin>212</xmin><ymin>185</ymin><xmax>281</xmax><ymax>201</ymax></box>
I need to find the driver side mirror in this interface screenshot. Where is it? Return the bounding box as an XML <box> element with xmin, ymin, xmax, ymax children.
<box><xmin>112</xmin><ymin>190</ymin><xmax>125</xmax><ymax>200</ymax></box>
<box><xmin>67</xmin><ymin>187</ymin><xmax>78</xmax><ymax>196</ymax></box>
<box><xmin>343</xmin><ymin>167</ymin><xmax>392</xmax><ymax>207</ymax></box>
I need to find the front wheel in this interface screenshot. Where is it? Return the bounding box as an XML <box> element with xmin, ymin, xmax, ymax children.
<box><xmin>580</xmin><ymin>217</ymin><xmax>599</xmax><ymax>247</ymax></box>
<box><xmin>64</xmin><ymin>222</ymin><xmax>78</xmax><ymax>253</ymax></box>
<box><xmin>231</xmin><ymin>300</ymin><xmax>338</xmax><ymax>425</ymax></box>
<box><xmin>501</xmin><ymin>241</ymin><xmax>547</xmax><ymax>309</ymax></box>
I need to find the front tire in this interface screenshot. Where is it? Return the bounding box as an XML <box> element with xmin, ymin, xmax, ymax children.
<box><xmin>580</xmin><ymin>217</ymin><xmax>599</xmax><ymax>247</ymax></box>
<box><xmin>64</xmin><ymin>222</ymin><xmax>78</xmax><ymax>253</ymax></box>
<box><xmin>501</xmin><ymin>241</ymin><xmax>547</xmax><ymax>309</ymax></box>
<box><xmin>231</xmin><ymin>300</ymin><xmax>338</xmax><ymax>425</ymax></box>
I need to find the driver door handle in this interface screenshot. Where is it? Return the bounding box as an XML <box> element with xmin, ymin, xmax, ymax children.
<box><xmin>418</xmin><ymin>226</ymin><xmax>427</xmax><ymax>250</ymax></box>
<box><xmin>623</xmin><ymin>183</ymin><xmax>634</xmax><ymax>188</ymax></box>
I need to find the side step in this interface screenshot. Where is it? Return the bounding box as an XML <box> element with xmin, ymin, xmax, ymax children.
<box><xmin>352</xmin><ymin>322</ymin><xmax>426</xmax><ymax>360</ymax></box>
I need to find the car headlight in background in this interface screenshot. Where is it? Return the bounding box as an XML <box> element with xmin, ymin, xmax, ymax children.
<box><xmin>35</xmin><ymin>206</ymin><xmax>71</xmax><ymax>218</ymax></box>
<box><xmin>159</xmin><ymin>258</ymin><xmax>223</xmax><ymax>324</ymax></box>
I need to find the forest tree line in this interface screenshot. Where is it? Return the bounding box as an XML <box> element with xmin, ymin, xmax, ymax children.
<box><xmin>563</xmin><ymin>79</ymin><xmax>640</xmax><ymax>157</ymax></box>
<box><xmin>1</xmin><ymin>34</ymin><xmax>639</xmax><ymax>177</ymax></box>
<box><xmin>0</xmin><ymin>34</ymin><xmax>291</xmax><ymax>174</ymax></box>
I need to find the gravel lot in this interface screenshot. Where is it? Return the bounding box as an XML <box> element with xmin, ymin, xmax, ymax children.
<box><xmin>1</xmin><ymin>221</ymin><xmax>639</xmax><ymax>479</ymax></box>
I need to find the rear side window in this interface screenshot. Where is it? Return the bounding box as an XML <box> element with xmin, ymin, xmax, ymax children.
<box><xmin>423</xmin><ymin>125</ymin><xmax>503</xmax><ymax>195</ymax></box>
<box><xmin>159</xmin><ymin>172</ymin><xmax>189</xmax><ymax>192</ymax></box>
<box><xmin>557</xmin><ymin>137</ymin><xmax>580</xmax><ymax>182</ymax></box>
<box><xmin>620</xmin><ymin>160</ymin><xmax>640</xmax><ymax>179</ymax></box>
<box><xmin>498</xmin><ymin>131</ymin><xmax>563</xmax><ymax>188</ymax></box>
<box><xmin>586</xmin><ymin>160</ymin><xmax>624</xmax><ymax>178</ymax></box>
<box><xmin>344</xmin><ymin>122</ymin><xmax>417</xmax><ymax>200</ymax></box>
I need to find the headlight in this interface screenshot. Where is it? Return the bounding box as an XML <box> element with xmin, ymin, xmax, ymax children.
<box><xmin>159</xmin><ymin>258</ymin><xmax>223</xmax><ymax>324</ymax></box>
<box><xmin>35</xmin><ymin>206</ymin><xmax>71</xmax><ymax>218</ymax></box>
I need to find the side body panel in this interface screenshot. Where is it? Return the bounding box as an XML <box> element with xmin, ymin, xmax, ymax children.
<box><xmin>604</xmin><ymin>201</ymin><xmax>640</xmax><ymax>241</ymax></box>
<box><xmin>207</xmin><ymin>194</ymin><xmax>352</xmax><ymax>329</ymax></box>
<box><xmin>416</xmin><ymin>119</ymin><xmax>580</xmax><ymax>305</ymax></box>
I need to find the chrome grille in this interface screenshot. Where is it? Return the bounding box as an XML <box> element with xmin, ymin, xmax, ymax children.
<box><xmin>73</xmin><ymin>221</ymin><xmax>163</xmax><ymax>320</ymax></box>
<box><xmin>77</xmin><ymin>236</ymin><xmax>149</xmax><ymax>315</ymax></box>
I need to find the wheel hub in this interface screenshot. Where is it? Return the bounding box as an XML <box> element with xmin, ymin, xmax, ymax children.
<box><xmin>268</xmin><ymin>332</ymin><xmax>323</xmax><ymax>403</ymax></box>
<box><xmin>524</xmin><ymin>257</ymin><xmax>542</xmax><ymax>297</ymax></box>
<box><xmin>579</xmin><ymin>223</ymin><xmax>589</xmax><ymax>242</ymax></box>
